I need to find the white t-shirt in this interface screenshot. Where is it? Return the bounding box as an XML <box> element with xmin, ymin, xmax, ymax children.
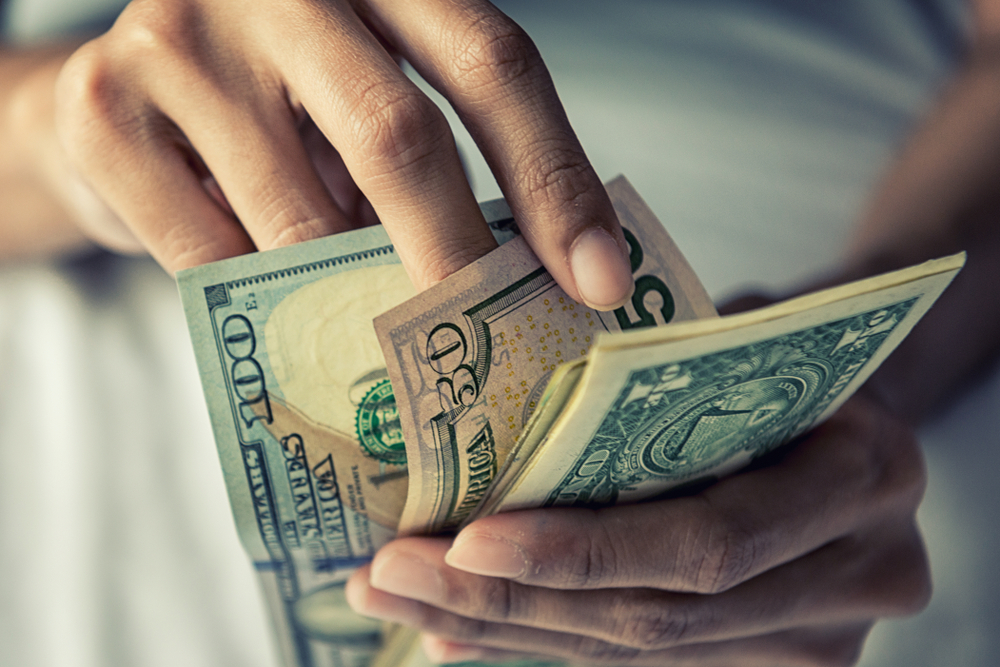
<box><xmin>4</xmin><ymin>2</ymin><xmax>996</xmax><ymax>667</ymax></box>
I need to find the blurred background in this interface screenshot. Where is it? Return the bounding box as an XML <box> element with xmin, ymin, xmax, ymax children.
<box><xmin>2</xmin><ymin>0</ymin><xmax>997</xmax><ymax>665</ymax></box>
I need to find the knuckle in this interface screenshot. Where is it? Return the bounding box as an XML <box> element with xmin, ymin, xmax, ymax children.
<box><xmin>56</xmin><ymin>42</ymin><xmax>123</xmax><ymax>152</ymax></box>
<box><xmin>55</xmin><ymin>3</ymin><xmax>203</xmax><ymax>158</ymax></box>
<box><xmin>570</xmin><ymin>635</ymin><xmax>642</xmax><ymax>665</ymax></box>
<box><xmin>628</xmin><ymin>610</ymin><xmax>692</xmax><ymax>650</ymax></box>
<box><xmin>111</xmin><ymin>0</ymin><xmax>199</xmax><ymax>63</ymax></box>
<box><xmin>513</xmin><ymin>145</ymin><xmax>595</xmax><ymax>216</ymax></box>
<box><xmin>612</xmin><ymin>594</ymin><xmax>695</xmax><ymax>649</ymax></box>
<box><xmin>413</xmin><ymin>238</ymin><xmax>495</xmax><ymax>287</ymax></box>
<box><xmin>267</xmin><ymin>217</ymin><xmax>327</xmax><ymax>248</ymax></box>
<box><xmin>485</xmin><ymin>579</ymin><xmax>517</xmax><ymax>622</ymax></box>
<box><xmin>682</xmin><ymin>509</ymin><xmax>759</xmax><ymax>594</ymax></box>
<box><xmin>250</xmin><ymin>184</ymin><xmax>328</xmax><ymax>249</ymax></box>
<box><xmin>433</xmin><ymin>612</ymin><xmax>493</xmax><ymax>645</ymax></box>
<box><xmin>347</xmin><ymin>84</ymin><xmax>449</xmax><ymax>168</ymax></box>
<box><xmin>561</xmin><ymin>520</ymin><xmax>625</xmax><ymax>588</ymax></box>
<box><xmin>703</xmin><ymin>527</ymin><xmax>758</xmax><ymax>594</ymax></box>
<box><xmin>159</xmin><ymin>224</ymin><xmax>232</xmax><ymax>272</ymax></box>
<box><xmin>457</xmin><ymin>577</ymin><xmax>521</xmax><ymax>623</ymax></box>
<box><xmin>449</xmin><ymin>13</ymin><xmax>545</xmax><ymax>93</ymax></box>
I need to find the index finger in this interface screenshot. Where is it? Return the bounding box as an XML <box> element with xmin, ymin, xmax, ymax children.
<box><xmin>444</xmin><ymin>396</ymin><xmax>926</xmax><ymax>592</ymax></box>
<box><xmin>359</xmin><ymin>0</ymin><xmax>635</xmax><ymax>309</ymax></box>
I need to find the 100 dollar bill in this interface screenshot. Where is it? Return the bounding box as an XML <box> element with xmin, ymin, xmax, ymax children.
<box><xmin>178</xmin><ymin>211</ymin><xmax>518</xmax><ymax>667</ymax></box>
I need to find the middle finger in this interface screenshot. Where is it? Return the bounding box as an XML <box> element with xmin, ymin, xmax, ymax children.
<box><xmin>269</xmin><ymin>0</ymin><xmax>498</xmax><ymax>288</ymax></box>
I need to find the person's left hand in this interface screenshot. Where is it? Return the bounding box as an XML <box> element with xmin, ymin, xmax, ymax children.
<box><xmin>346</xmin><ymin>394</ymin><xmax>931</xmax><ymax>665</ymax></box>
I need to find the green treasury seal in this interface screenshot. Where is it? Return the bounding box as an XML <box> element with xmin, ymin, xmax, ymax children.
<box><xmin>355</xmin><ymin>379</ymin><xmax>407</xmax><ymax>464</ymax></box>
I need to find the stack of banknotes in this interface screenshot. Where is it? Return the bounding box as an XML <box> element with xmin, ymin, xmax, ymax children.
<box><xmin>178</xmin><ymin>177</ymin><xmax>963</xmax><ymax>667</ymax></box>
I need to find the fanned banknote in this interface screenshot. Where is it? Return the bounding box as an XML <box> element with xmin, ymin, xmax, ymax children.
<box><xmin>178</xmin><ymin>211</ymin><xmax>519</xmax><ymax>667</ymax></box>
<box><xmin>375</xmin><ymin>177</ymin><xmax>717</xmax><ymax>536</ymax></box>
<box><xmin>484</xmin><ymin>253</ymin><xmax>964</xmax><ymax>516</ymax></box>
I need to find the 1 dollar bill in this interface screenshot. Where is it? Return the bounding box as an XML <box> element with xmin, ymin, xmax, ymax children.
<box><xmin>489</xmin><ymin>253</ymin><xmax>964</xmax><ymax>515</ymax></box>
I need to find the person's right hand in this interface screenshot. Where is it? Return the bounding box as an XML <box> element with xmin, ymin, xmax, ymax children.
<box><xmin>51</xmin><ymin>0</ymin><xmax>634</xmax><ymax>308</ymax></box>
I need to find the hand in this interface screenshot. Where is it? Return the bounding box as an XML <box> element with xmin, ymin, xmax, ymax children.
<box><xmin>46</xmin><ymin>0</ymin><xmax>633</xmax><ymax>306</ymax></box>
<box><xmin>346</xmin><ymin>394</ymin><xmax>931</xmax><ymax>665</ymax></box>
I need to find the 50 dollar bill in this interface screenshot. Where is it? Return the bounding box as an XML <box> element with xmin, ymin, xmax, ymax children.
<box><xmin>375</xmin><ymin>177</ymin><xmax>717</xmax><ymax>535</ymax></box>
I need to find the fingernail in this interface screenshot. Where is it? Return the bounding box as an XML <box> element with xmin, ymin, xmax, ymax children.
<box><xmin>570</xmin><ymin>227</ymin><xmax>634</xmax><ymax>311</ymax></box>
<box><xmin>422</xmin><ymin>635</ymin><xmax>485</xmax><ymax>664</ymax></box>
<box><xmin>370</xmin><ymin>552</ymin><xmax>445</xmax><ymax>604</ymax></box>
<box><xmin>445</xmin><ymin>534</ymin><xmax>527</xmax><ymax>578</ymax></box>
